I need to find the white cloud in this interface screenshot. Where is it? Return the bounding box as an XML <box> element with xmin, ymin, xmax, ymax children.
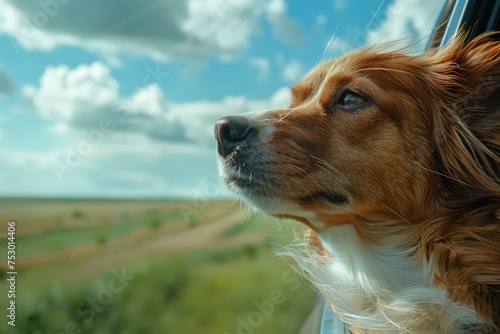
<box><xmin>24</xmin><ymin>62</ymin><xmax>119</xmax><ymax>122</ymax></box>
<box><xmin>25</xmin><ymin>62</ymin><xmax>291</xmax><ymax>148</ymax></box>
<box><xmin>249</xmin><ymin>57</ymin><xmax>270</xmax><ymax>80</ymax></box>
<box><xmin>181</xmin><ymin>0</ymin><xmax>262</xmax><ymax>53</ymax></box>
<box><xmin>0</xmin><ymin>0</ymin><xmax>303</xmax><ymax>60</ymax></box>
<box><xmin>23</xmin><ymin>62</ymin><xmax>183</xmax><ymax>143</ymax></box>
<box><xmin>281</xmin><ymin>61</ymin><xmax>303</xmax><ymax>83</ymax></box>
<box><xmin>325</xmin><ymin>0</ymin><xmax>445</xmax><ymax>58</ymax></box>
<box><xmin>2</xmin><ymin>70</ymin><xmax>292</xmax><ymax>197</ymax></box>
<box><xmin>365</xmin><ymin>0</ymin><xmax>445</xmax><ymax>52</ymax></box>
<box><xmin>17</xmin><ymin>61</ymin><xmax>291</xmax><ymax>197</ymax></box>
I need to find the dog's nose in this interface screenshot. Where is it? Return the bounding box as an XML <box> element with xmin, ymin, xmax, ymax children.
<box><xmin>214</xmin><ymin>116</ymin><xmax>255</xmax><ymax>157</ymax></box>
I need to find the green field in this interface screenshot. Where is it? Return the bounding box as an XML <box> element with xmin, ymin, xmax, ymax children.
<box><xmin>0</xmin><ymin>198</ymin><xmax>316</xmax><ymax>334</ymax></box>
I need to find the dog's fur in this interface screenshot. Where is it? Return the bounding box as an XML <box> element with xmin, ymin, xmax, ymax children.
<box><xmin>215</xmin><ymin>33</ymin><xmax>500</xmax><ymax>333</ymax></box>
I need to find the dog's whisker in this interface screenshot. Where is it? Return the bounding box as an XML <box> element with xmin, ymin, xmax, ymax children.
<box><xmin>279</xmin><ymin>108</ymin><xmax>296</xmax><ymax>121</ymax></box>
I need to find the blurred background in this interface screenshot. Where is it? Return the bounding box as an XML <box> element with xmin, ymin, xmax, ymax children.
<box><xmin>0</xmin><ymin>0</ymin><xmax>444</xmax><ymax>333</ymax></box>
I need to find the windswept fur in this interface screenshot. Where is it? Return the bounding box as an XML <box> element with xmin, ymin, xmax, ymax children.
<box><xmin>215</xmin><ymin>33</ymin><xmax>500</xmax><ymax>333</ymax></box>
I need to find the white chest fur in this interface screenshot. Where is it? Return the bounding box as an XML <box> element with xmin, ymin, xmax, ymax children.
<box><xmin>288</xmin><ymin>225</ymin><xmax>482</xmax><ymax>333</ymax></box>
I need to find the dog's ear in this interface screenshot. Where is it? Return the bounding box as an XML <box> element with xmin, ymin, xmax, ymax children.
<box><xmin>428</xmin><ymin>33</ymin><xmax>500</xmax><ymax>195</ymax></box>
<box><xmin>422</xmin><ymin>35</ymin><xmax>500</xmax><ymax>326</ymax></box>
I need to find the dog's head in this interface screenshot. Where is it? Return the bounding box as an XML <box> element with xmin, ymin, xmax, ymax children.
<box><xmin>215</xmin><ymin>34</ymin><xmax>499</xmax><ymax>236</ymax></box>
<box><xmin>215</xmin><ymin>33</ymin><xmax>500</xmax><ymax>329</ymax></box>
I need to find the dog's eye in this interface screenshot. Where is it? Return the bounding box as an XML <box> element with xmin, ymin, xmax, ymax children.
<box><xmin>340</xmin><ymin>91</ymin><xmax>367</xmax><ymax>106</ymax></box>
<box><xmin>329</xmin><ymin>90</ymin><xmax>370</xmax><ymax>111</ymax></box>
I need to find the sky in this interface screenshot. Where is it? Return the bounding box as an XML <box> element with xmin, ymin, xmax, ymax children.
<box><xmin>0</xmin><ymin>0</ymin><xmax>445</xmax><ymax>198</ymax></box>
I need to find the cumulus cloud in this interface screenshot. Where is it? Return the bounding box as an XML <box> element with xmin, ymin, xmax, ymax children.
<box><xmin>0</xmin><ymin>0</ymin><xmax>303</xmax><ymax>59</ymax></box>
<box><xmin>12</xmin><ymin>61</ymin><xmax>293</xmax><ymax>197</ymax></box>
<box><xmin>325</xmin><ymin>0</ymin><xmax>445</xmax><ymax>56</ymax></box>
<box><xmin>365</xmin><ymin>0</ymin><xmax>445</xmax><ymax>52</ymax></box>
<box><xmin>24</xmin><ymin>62</ymin><xmax>291</xmax><ymax>147</ymax></box>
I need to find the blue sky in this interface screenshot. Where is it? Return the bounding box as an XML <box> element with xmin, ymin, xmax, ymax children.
<box><xmin>0</xmin><ymin>0</ymin><xmax>444</xmax><ymax>198</ymax></box>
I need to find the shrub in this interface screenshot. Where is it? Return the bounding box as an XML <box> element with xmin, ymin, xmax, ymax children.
<box><xmin>148</xmin><ymin>216</ymin><xmax>161</xmax><ymax>228</ymax></box>
<box><xmin>96</xmin><ymin>235</ymin><xmax>108</xmax><ymax>245</ymax></box>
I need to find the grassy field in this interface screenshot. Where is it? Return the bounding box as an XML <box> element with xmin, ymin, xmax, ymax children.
<box><xmin>0</xmin><ymin>198</ymin><xmax>316</xmax><ymax>334</ymax></box>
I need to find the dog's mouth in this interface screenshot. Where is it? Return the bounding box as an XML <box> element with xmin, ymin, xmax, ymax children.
<box><xmin>215</xmin><ymin>115</ymin><xmax>275</xmax><ymax>197</ymax></box>
<box><xmin>300</xmin><ymin>191</ymin><xmax>349</xmax><ymax>206</ymax></box>
<box><xmin>223</xmin><ymin>167</ymin><xmax>278</xmax><ymax>198</ymax></box>
<box><xmin>226</xmin><ymin>174</ymin><xmax>259</xmax><ymax>191</ymax></box>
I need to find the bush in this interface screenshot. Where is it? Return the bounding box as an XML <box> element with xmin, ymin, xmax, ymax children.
<box><xmin>148</xmin><ymin>216</ymin><xmax>161</xmax><ymax>229</ymax></box>
<box><xmin>96</xmin><ymin>235</ymin><xmax>108</xmax><ymax>245</ymax></box>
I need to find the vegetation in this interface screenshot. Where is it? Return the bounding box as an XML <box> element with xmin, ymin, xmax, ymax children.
<box><xmin>0</xmin><ymin>198</ymin><xmax>316</xmax><ymax>334</ymax></box>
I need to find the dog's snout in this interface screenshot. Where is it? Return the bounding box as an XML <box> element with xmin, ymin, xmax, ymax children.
<box><xmin>214</xmin><ymin>116</ymin><xmax>255</xmax><ymax>157</ymax></box>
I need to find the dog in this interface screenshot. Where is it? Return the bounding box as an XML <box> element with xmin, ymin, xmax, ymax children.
<box><xmin>214</xmin><ymin>33</ymin><xmax>500</xmax><ymax>333</ymax></box>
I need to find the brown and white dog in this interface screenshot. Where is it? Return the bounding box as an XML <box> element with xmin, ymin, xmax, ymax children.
<box><xmin>215</xmin><ymin>33</ymin><xmax>500</xmax><ymax>333</ymax></box>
